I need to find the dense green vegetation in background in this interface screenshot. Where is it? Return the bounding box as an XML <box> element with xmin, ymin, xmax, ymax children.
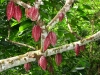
<box><xmin>0</xmin><ymin>0</ymin><xmax>100</xmax><ymax>75</ymax></box>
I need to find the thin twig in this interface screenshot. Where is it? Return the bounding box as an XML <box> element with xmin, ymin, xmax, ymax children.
<box><xmin>11</xmin><ymin>0</ymin><xmax>31</xmax><ymax>8</ymax></box>
<box><xmin>6</xmin><ymin>39</ymin><xmax>35</xmax><ymax>50</ymax></box>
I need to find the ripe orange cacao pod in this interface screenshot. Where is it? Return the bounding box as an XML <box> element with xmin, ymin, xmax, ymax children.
<box><xmin>32</xmin><ymin>25</ymin><xmax>42</xmax><ymax>42</ymax></box>
<box><xmin>6</xmin><ymin>1</ymin><xmax>15</xmax><ymax>21</ymax></box>
<box><xmin>48</xmin><ymin>31</ymin><xmax>57</xmax><ymax>46</ymax></box>
<box><xmin>58</xmin><ymin>13</ymin><xmax>64</xmax><ymax>22</ymax></box>
<box><xmin>55</xmin><ymin>53</ymin><xmax>62</xmax><ymax>66</ymax></box>
<box><xmin>26</xmin><ymin>7</ymin><xmax>39</xmax><ymax>21</ymax></box>
<box><xmin>43</xmin><ymin>35</ymin><xmax>50</xmax><ymax>51</ymax></box>
<box><xmin>24</xmin><ymin>63</ymin><xmax>31</xmax><ymax>72</ymax></box>
<box><xmin>13</xmin><ymin>5</ymin><xmax>22</xmax><ymax>22</ymax></box>
<box><xmin>38</xmin><ymin>56</ymin><xmax>47</xmax><ymax>70</ymax></box>
<box><xmin>74</xmin><ymin>44</ymin><xmax>80</xmax><ymax>56</ymax></box>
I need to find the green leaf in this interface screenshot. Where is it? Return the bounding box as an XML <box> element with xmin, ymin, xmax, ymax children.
<box><xmin>83</xmin><ymin>4</ymin><xmax>91</xmax><ymax>9</ymax></box>
<box><xmin>19</xmin><ymin>21</ymin><xmax>31</xmax><ymax>32</ymax></box>
<box><xmin>0</xmin><ymin>0</ymin><xmax>5</xmax><ymax>3</ymax></box>
<box><xmin>11</xmin><ymin>20</ymin><xmax>19</xmax><ymax>27</ymax></box>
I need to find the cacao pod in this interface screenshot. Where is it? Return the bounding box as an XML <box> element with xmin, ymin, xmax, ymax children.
<box><xmin>43</xmin><ymin>36</ymin><xmax>50</xmax><ymax>51</ymax></box>
<box><xmin>24</xmin><ymin>63</ymin><xmax>31</xmax><ymax>72</ymax></box>
<box><xmin>48</xmin><ymin>31</ymin><xmax>57</xmax><ymax>46</ymax></box>
<box><xmin>47</xmin><ymin>65</ymin><xmax>53</xmax><ymax>73</ymax></box>
<box><xmin>13</xmin><ymin>5</ymin><xmax>22</xmax><ymax>22</ymax></box>
<box><xmin>43</xmin><ymin>31</ymin><xmax>57</xmax><ymax>51</ymax></box>
<box><xmin>6</xmin><ymin>1</ymin><xmax>15</xmax><ymax>21</ymax></box>
<box><xmin>32</xmin><ymin>25</ymin><xmax>42</xmax><ymax>42</ymax></box>
<box><xmin>38</xmin><ymin>56</ymin><xmax>47</xmax><ymax>70</ymax></box>
<box><xmin>26</xmin><ymin>7</ymin><xmax>39</xmax><ymax>21</ymax></box>
<box><xmin>43</xmin><ymin>35</ymin><xmax>50</xmax><ymax>51</ymax></box>
<box><xmin>74</xmin><ymin>44</ymin><xmax>80</xmax><ymax>56</ymax></box>
<box><xmin>58</xmin><ymin>13</ymin><xmax>64</xmax><ymax>22</ymax></box>
<box><xmin>80</xmin><ymin>45</ymin><xmax>85</xmax><ymax>51</ymax></box>
<box><xmin>55</xmin><ymin>53</ymin><xmax>62</xmax><ymax>66</ymax></box>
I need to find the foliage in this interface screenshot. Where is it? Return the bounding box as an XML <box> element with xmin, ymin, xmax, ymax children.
<box><xmin>0</xmin><ymin>0</ymin><xmax>100</xmax><ymax>75</ymax></box>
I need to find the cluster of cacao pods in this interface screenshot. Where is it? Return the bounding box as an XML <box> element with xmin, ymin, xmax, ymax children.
<box><xmin>7</xmin><ymin>1</ymin><xmax>39</xmax><ymax>22</ymax></box>
<box><xmin>6</xmin><ymin>1</ymin><xmax>22</xmax><ymax>22</ymax></box>
<box><xmin>74</xmin><ymin>44</ymin><xmax>85</xmax><ymax>56</ymax></box>
<box><xmin>38</xmin><ymin>53</ymin><xmax>62</xmax><ymax>71</ymax></box>
<box><xmin>44</xmin><ymin>31</ymin><xmax>57</xmax><ymax>51</ymax></box>
<box><xmin>32</xmin><ymin>26</ymin><xmax>57</xmax><ymax>51</ymax></box>
<box><xmin>7</xmin><ymin>1</ymin><xmax>63</xmax><ymax>73</ymax></box>
<box><xmin>24</xmin><ymin>63</ymin><xmax>31</xmax><ymax>72</ymax></box>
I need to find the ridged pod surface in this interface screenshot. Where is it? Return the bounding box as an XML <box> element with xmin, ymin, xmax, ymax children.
<box><xmin>13</xmin><ymin>5</ymin><xmax>22</xmax><ymax>22</ymax></box>
<box><xmin>6</xmin><ymin>1</ymin><xmax>15</xmax><ymax>21</ymax></box>
<box><xmin>55</xmin><ymin>53</ymin><xmax>62</xmax><ymax>66</ymax></box>
<box><xmin>26</xmin><ymin>7</ymin><xmax>39</xmax><ymax>21</ymax></box>
<box><xmin>43</xmin><ymin>31</ymin><xmax>57</xmax><ymax>51</ymax></box>
<box><xmin>48</xmin><ymin>32</ymin><xmax>57</xmax><ymax>46</ymax></box>
<box><xmin>74</xmin><ymin>44</ymin><xmax>80</xmax><ymax>56</ymax></box>
<box><xmin>43</xmin><ymin>35</ymin><xmax>50</xmax><ymax>51</ymax></box>
<box><xmin>38</xmin><ymin>56</ymin><xmax>47</xmax><ymax>70</ymax></box>
<box><xmin>32</xmin><ymin>25</ymin><xmax>42</xmax><ymax>42</ymax></box>
<box><xmin>24</xmin><ymin>63</ymin><xmax>31</xmax><ymax>72</ymax></box>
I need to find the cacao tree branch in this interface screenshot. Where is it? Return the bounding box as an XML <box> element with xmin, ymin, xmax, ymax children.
<box><xmin>41</xmin><ymin>26</ymin><xmax>48</xmax><ymax>52</ymax></box>
<box><xmin>46</xmin><ymin>0</ymin><xmax>74</xmax><ymax>29</ymax></box>
<box><xmin>6</xmin><ymin>39</ymin><xmax>35</xmax><ymax>50</ymax></box>
<box><xmin>40</xmin><ymin>0</ymin><xmax>74</xmax><ymax>51</ymax></box>
<box><xmin>0</xmin><ymin>31</ymin><xmax>100</xmax><ymax>72</ymax></box>
<box><xmin>11</xmin><ymin>0</ymin><xmax>31</xmax><ymax>8</ymax></box>
<box><xmin>34</xmin><ymin>0</ymin><xmax>43</xmax><ymax>8</ymax></box>
<box><xmin>11</xmin><ymin>0</ymin><xmax>43</xmax><ymax>8</ymax></box>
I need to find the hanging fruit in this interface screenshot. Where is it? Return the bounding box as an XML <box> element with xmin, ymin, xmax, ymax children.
<box><xmin>24</xmin><ymin>63</ymin><xmax>31</xmax><ymax>72</ymax></box>
<box><xmin>74</xmin><ymin>44</ymin><xmax>80</xmax><ymax>56</ymax></box>
<box><xmin>6</xmin><ymin>1</ymin><xmax>15</xmax><ymax>21</ymax></box>
<box><xmin>32</xmin><ymin>25</ymin><xmax>42</xmax><ymax>42</ymax></box>
<box><xmin>13</xmin><ymin>5</ymin><xmax>22</xmax><ymax>22</ymax></box>
<box><xmin>80</xmin><ymin>45</ymin><xmax>85</xmax><ymax>51</ymax></box>
<box><xmin>43</xmin><ymin>35</ymin><xmax>50</xmax><ymax>51</ymax></box>
<box><xmin>26</xmin><ymin>7</ymin><xmax>39</xmax><ymax>21</ymax></box>
<box><xmin>43</xmin><ymin>31</ymin><xmax>57</xmax><ymax>51</ymax></box>
<box><xmin>55</xmin><ymin>53</ymin><xmax>62</xmax><ymax>66</ymax></box>
<box><xmin>58</xmin><ymin>13</ymin><xmax>64</xmax><ymax>22</ymax></box>
<box><xmin>48</xmin><ymin>31</ymin><xmax>57</xmax><ymax>46</ymax></box>
<box><xmin>47</xmin><ymin>65</ymin><xmax>53</xmax><ymax>73</ymax></box>
<box><xmin>38</xmin><ymin>56</ymin><xmax>47</xmax><ymax>70</ymax></box>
